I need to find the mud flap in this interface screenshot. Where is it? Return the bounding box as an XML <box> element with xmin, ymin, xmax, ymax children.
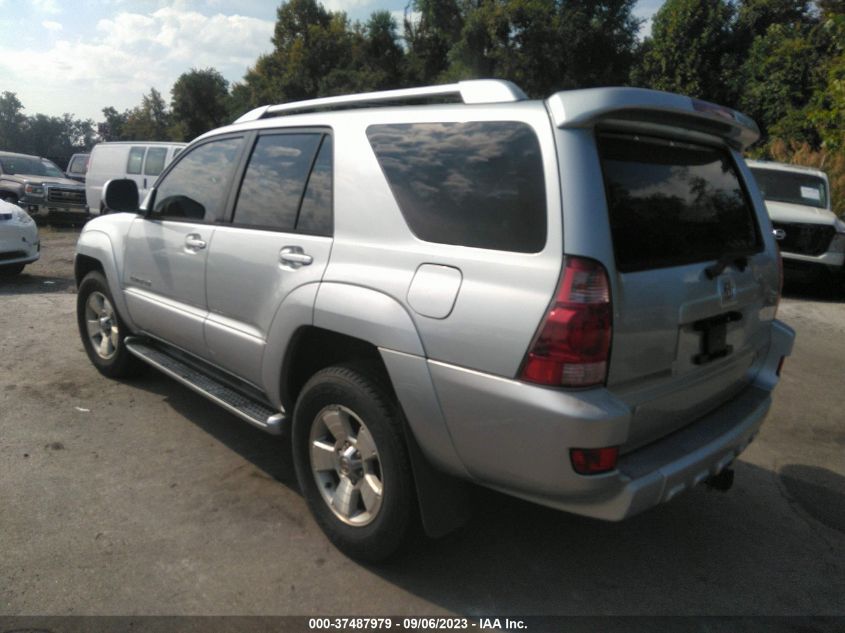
<box><xmin>403</xmin><ymin>424</ymin><xmax>472</xmax><ymax>538</ymax></box>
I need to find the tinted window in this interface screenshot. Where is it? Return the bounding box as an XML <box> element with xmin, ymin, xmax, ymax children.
<box><xmin>367</xmin><ymin>122</ymin><xmax>546</xmax><ymax>252</ymax></box>
<box><xmin>144</xmin><ymin>147</ymin><xmax>168</xmax><ymax>176</ymax></box>
<box><xmin>599</xmin><ymin>134</ymin><xmax>761</xmax><ymax>273</ymax></box>
<box><xmin>69</xmin><ymin>156</ymin><xmax>88</xmax><ymax>174</ymax></box>
<box><xmin>0</xmin><ymin>157</ymin><xmax>62</xmax><ymax>177</ymax></box>
<box><xmin>127</xmin><ymin>147</ymin><xmax>145</xmax><ymax>174</ymax></box>
<box><xmin>297</xmin><ymin>136</ymin><xmax>333</xmax><ymax>236</ymax></box>
<box><xmin>233</xmin><ymin>134</ymin><xmax>321</xmax><ymax>231</ymax></box>
<box><xmin>153</xmin><ymin>137</ymin><xmax>242</xmax><ymax>222</ymax></box>
<box><xmin>750</xmin><ymin>167</ymin><xmax>828</xmax><ymax>209</ymax></box>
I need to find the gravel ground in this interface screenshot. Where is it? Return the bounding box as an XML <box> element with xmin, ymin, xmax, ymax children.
<box><xmin>0</xmin><ymin>228</ymin><xmax>843</xmax><ymax>617</ymax></box>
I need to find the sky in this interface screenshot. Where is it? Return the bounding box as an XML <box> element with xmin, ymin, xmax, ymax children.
<box><xmin>0</xmin><ymin>0</ymin><xmax>663</xmax><ymax>123</ymax></box>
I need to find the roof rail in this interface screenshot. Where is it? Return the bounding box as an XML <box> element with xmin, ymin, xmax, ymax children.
<box><xmin>234</xmin><ymin>79</ymin><xmax>527</xmax><ymax>123</ymax></box>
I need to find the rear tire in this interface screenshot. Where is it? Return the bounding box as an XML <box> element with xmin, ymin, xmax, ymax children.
<box><xmin>292</xmin><ymin>364</ymin><xmax>415</xmax><ymax>562</ymax></box>
<box><xmin>77</xmin><ymin>271</ymin><xmax>142</xmax><ymax>378</ymax></box>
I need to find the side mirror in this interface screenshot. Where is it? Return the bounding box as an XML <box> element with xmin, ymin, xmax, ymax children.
<box><xmin>102</xmin><ymin>178</ymin><xmax>139</xmax><ymax>213</ymax></box>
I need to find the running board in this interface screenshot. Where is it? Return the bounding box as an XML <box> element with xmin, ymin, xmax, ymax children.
<box><xmin>125</xmin><ymin>338</ymin><xmax>286</xmax><ymax>435</ymax></box>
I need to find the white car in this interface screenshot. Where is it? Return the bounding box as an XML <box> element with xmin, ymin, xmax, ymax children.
<box><xmin>747</xmin><ymin>160</ymin><xmax>845</xmax><ymax>276</ymax></box>
<box><xmin>0</xmin><ymin>198</ymin><xmax>39</xmax><ymax>275</ymax></box>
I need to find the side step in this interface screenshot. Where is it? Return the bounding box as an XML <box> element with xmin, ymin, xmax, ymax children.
<box><xmin>125</xmin><ymin>338</ymin><xmax>286</xmax><ymax>435</ymax></box>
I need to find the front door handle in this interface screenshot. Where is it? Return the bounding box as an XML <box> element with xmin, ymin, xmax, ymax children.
<box><xmin>185</xmin><ymin>234</ymin><xmax>207</xmax><ymax>250</ymax></box>
<box><xmin>279</xmin><ymin>246</ymin><xmax>313</xmax><ymax>268</ymax></box>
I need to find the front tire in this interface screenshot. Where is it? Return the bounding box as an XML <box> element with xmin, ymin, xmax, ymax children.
<box><xmin>77</xmin><ymin>271</ymin><xmax>141</xmax><ymax>378</ymax></box>
<box><xmin>292</xmin><ymin>365</ymin><xmax>415</xmax><ymax>562</ymax></box>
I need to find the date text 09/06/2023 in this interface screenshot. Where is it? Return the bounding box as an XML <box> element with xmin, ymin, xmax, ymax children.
<box><xmin>308</xmin><ymin>617</ymin><xmax>528</xmax><ymax>630</ymax></box>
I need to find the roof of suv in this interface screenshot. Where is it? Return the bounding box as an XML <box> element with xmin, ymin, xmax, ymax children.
<box><xmin>746</xmin><ymin>159</ymin><xmax>827</xmax><ymax>179</ymax></box>
<box><xmin>217</xmin><ymin>79</ymin><xmax>760</xmax><ymax>151</ymax></box>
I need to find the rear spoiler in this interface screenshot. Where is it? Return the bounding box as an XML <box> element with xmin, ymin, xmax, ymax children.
<box><xmin>546</xmin><ymin>87</ymin><xmax>759</xmax><ymax>151</ymax></box>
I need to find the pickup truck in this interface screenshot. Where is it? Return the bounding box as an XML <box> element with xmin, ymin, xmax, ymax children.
<box><xmin>0</xmin><ymin>151</ymin><xmax>89</xmax><ymax>222</ymax></box>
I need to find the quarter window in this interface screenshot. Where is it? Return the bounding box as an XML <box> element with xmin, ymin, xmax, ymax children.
<box><xmin>367</xmin><ymin>121</ymin><xmax>547</xmax><ymax>253</ymax></box>
<box><xmin>127</xmin><ymin>147</ymin><xmax>145</xmax><ymax>175</ymax></box>
<box><xmin>233</xmin><ymin>133</ymin><xmax>322</xmax><ymax>231</ymax></box>
<box><xmin>153</xmin><ymin>137</ymin><xmax>243</xmax><ymax>222</ymax></box>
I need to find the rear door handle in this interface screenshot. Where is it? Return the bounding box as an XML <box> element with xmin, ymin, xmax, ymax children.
<box><xmin>185</xmin><ymin>234</ymin><xmax>207</xmax><ymax>250</ymax></box>
<box><xmin>279</xmin><ymin>246</ymin><xmax>313</xmax><ymax>268</ymax></box>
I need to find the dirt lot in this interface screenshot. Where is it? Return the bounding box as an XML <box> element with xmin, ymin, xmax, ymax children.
<box><xmin>1</xmin><ymin>228</ymin><xmax>843</xmax><ymax>616</ymax></box>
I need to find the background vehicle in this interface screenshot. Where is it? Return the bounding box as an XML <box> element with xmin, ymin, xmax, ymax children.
<box><xmin>85</xmin><ymin>141</ymin><xmax>186</xmax><ymax>213</ymax></box>
<box><xmin>0</xmin><ymin>150</ymin><xmax>88</xmax><ymax>222</ymax></box>
<box><xmin>0</xmin><ymin>198</ymin><xmax>39</xmax><ymax>275</ymax></box>
<box><xmin>75</xmin><ymin>81</ymin><xmax>794</xmax><ymax>561</ymax></box>
<box><xmin>65</xmin><ymin>153</ymin><xmax>90</xmax><ymax>183</ymax></box>
<box><xmin>747</xmin><ymin>160</ymin><xmax>845</xmax><ymax>279</ymax></box>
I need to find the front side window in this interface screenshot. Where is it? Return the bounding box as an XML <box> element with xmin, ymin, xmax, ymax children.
<box><xmin>367</xmin><ymin>121</ymin><xmax>547</xmax><ymax>253</ymax></box>
<box><xmin>144</xmin><ymin>147</ymin><xmax>168</xmax><ymax>176</ymax></box>
<box><xmin>127</xmin><ymin>147</ymin><xmax>145</xmax><ymax>175</ymax></box>
<box><xmin>599</xmin><ymin>133</ymin><xmax>761</xmax><ymax>273</ymax></box>
<box><xmin>750</xmin><ymin>167</ymin><xmax>828</xmax><ymax>210</ymax></box>
<box><xmin>153</xmin><ymin>137</ymin><xmax>243</xmax><ymax>222</ymax></box>
<box><xmin>69</xmin><ymin>156</ymin><xmax>88</xmax><ymax>174</ymax></box>
<box><xmin>233</xmin><ymin>133</ymin><xmax>322</xmax><ymax>231</ymax></box>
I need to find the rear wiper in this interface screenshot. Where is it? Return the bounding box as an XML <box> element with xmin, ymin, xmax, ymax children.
<box><xmin>705</xmin><ymin>252</ymin><xmax>748</xmax><ymax>279</ymax></box>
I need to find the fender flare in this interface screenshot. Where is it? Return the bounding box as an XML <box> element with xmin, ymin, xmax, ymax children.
<box><xmin>75</xmin><ymin>229</ymin><xmax>136</xmax><ymax>331</ymax></box>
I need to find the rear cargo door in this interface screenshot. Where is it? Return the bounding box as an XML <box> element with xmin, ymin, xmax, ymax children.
<box><xmin>597</xmin><ymin>133</ymin><xmax>778</xmax><ymax>450</ymax></box>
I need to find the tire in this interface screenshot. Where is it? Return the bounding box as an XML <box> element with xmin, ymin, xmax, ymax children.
<box><xmin>0</xmin><ymin>263</ymin><xmax>25</xmax><ymax>276</ymax></box>
<box><xmin>292</xmin><ymin>364</ymin><xmax>415</xmax><ymax>562</ymax></box>
<box><xmin>77</xmin><ymin>271</ymin><xmax>142</xmax><ymax>378</ymax></box>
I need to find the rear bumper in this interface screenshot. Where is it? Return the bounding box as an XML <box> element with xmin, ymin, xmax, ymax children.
<box><xmin>782</xmin><ymin>249</ymin><xmax>844</xmax><ymax>270</ymax></box>
<box><xmin>428</xmin><ymin>319</ymin><xmax>795</xmax><ymax>520</ymax></box>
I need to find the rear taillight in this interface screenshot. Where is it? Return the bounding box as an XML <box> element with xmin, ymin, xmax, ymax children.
<box><xmin>519</xmin><ymin>256</ymin><xmax>612</xmax><ymax>388</ymax></box>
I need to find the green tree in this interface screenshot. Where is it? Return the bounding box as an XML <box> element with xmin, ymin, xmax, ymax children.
<box><xmin>632</xmin><ymin>0</ymin><xmax>735</xmax><ymax>103</ymax></box>
<box><xmin>100</xmin><ymin>106</ymin><xmax>130</xmax><ymax>141</ymax></box>
<box><xmin>171</xmin><ymin>68</ymin><xmax>231</xmax><ymax>141</ymax></box>
<box><xmin>0</xmin><ymin>92</ymin><xmax>27</xmax><ymax>151</ymax></box>
<box><xmin>123</xmin><ymin>88</ymin><xmax>173</xmax><ymax>140</ymax></box>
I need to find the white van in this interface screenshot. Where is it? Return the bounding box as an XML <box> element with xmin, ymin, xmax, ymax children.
<box><xmin>86</xmin><ymin>141</ymin><xmax>186</xmax><ymax>213</ymax></box>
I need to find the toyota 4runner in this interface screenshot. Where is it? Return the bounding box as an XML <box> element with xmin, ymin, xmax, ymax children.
<box><xmin>74</xmin><ymin>80</ymin><xmax>795</xmax><ymax>561</ymax></box>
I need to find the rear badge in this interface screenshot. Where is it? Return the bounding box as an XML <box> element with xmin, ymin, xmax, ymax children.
<box><xmin>719</xmin><ymin>277</ymin><xmax>737</xmax><ymax>306</ymax></box>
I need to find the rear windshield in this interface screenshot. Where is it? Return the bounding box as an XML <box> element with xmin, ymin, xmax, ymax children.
<box><xmin>598</xmin><ymin>134</ymin><xmax>761</xmax><ymax>273</ymax></box>
<box><xmin>367</xmin><ymin>121</ymin><xmax>546</xmax><ymax>253</ymax></box>
<box><xmin>750</xmin><ymin>167</ymin><xmax>828</xmax><ymax>209</ymax></box>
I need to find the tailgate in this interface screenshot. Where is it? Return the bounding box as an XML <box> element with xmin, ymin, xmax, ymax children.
<box><xmin>597</xmin><ymin>132</ymin><xmax>779</xmax><ymax>450</ymax></box>
<box><xmin>547</xmin><ymin>88</ymin><xmax>782</xmax><ymax>451</ymax></box>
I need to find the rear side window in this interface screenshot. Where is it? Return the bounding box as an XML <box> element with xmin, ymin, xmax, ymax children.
<box><xmin>367</xmin><ymin>121</ymin><xmax>546</xmax><ymax>253</ymax></box>
<box><xmin>233</xmin><ymin>133</ymin><xmax>322</xmax><ymax>231</ymax></box>
<box><xmin>297</xmin><ymin>135</ymin><xmax>333</xmax><ymax>236</ymax></box>
<box><xmin>127</xmin><ymin>147</ymin><xmax>145</xmax><ymax>174</ymax></box>
<box><xmin>144</xmin><ymin>147</ymin><xmax>168</xmax><ymax>176</ymax></box>
<box><xmin>598</xmin><ymin>134</ymin><xmax>761</xmax><ymax>273</ymax></box>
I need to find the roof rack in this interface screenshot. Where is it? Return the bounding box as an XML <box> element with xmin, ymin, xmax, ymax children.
<box><xmin>234</xmin><ymin>79</ymin><xmax>527</xmax><ymax>123</ymax></box>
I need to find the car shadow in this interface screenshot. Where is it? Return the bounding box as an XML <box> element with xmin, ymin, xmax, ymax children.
<box><xmin>782</xmin><ymin>269</ymin><xmax>844</xmax><ymax>302</ymax></box>
<box><xmin>121</xmin><ymin>370</ymin><xmax>844</xmax><ymax>616</ymax></box>
<box><xmin>0</xmin><ymin>271</ymin><xmax>76</xmax><ymax>295</ymax></box>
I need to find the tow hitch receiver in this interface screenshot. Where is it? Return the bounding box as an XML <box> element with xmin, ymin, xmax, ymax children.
<box><xmin>705</xmin><ymin>468</ymin><xmax>735</xmax><ymax>492</ymax></box>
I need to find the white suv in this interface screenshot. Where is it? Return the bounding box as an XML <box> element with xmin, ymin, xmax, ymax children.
<box><xmin>747</xmin><ymin>160</ymin><xmax>845</xmax><ymax>277</ymax></box>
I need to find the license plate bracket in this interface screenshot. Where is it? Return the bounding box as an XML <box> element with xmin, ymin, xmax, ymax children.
<box><xmin>693</xmin><ymin>311</ymin><xmax>742</xmax><ymax>365</ymax></box>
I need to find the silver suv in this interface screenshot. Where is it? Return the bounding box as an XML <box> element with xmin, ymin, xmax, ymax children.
<box><xmin>74</xmin><ymin>80</ymin><xmax>795</xmax><ymax>561</ymax></box>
